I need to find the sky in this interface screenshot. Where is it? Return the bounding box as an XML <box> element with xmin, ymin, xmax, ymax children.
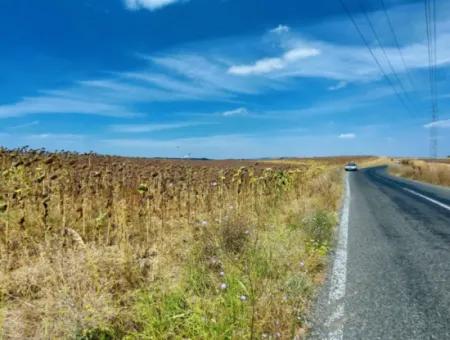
<box><xmin>0</xmin><ymin>0</ymin><xmax>449</xmax><ymax>159</ymax></box>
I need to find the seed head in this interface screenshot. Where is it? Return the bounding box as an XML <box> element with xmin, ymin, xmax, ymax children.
<box><xmin>138</xmin><ymin>184</ymin><xmax>149</xmax><ymax>195</ymax></box>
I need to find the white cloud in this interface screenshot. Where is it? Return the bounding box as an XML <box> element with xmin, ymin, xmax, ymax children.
<box><xmin>8</xmin><ymin>120</ymin><xmax>40</xmax><ymax>129</ymax></box>
<box><xmin>339</xmin><ymin>133</ymin><xmax>356</xmax><ymax>139</ymax></box>
<box><xmin>3</xmin><ymin>1</ymin><xmax>450</xmax><ymax>124</ymax></box>
<box><xmin>0</xmin><ymin>96</ymin><xmax>136</xmax><ymax>118</ymax></box>
<box><xmin>124</xmin><ymin>0</ymin><xmax>185</xmax><ymax>11</ymax></box>
<box><xmin>0</xmin><ymin>54</ymin><xmax>266</xmax><ymax>120</ymax></box>
<box><xmin>110</xmin><ymin>122</ymin><xmax>204</xmax><ymax>133</ymax></box>
<box><xmin>284</xmin><ymin>47</ymin><xmax>320</xmax><ymax>62</ymax></box>
<box><xmin>151</xmin><ymin>54</ymin><xmax>267</xmax><ymax>95</ymax></box>
<box><xmin>226</xmin><ymin>2</ymin><xmax>450</xmax><ymax>82</ymax></box>
<box><xmin>229</xmin><ymin>58</ymin><xmax>284</xmax><ymax>76</ymax></box>
<box><xmin>27</xmin><ymin>133</ymin><xmax>85</xmax><ymax>140</ymax></box>
<box><xmin>328</xmin><ymin>81</ymin><xmax>348</xmax><ymax>91</ymax></box>
<box><xmin>221</xmin><ymin>107</ymin><xmax>248</xmax><ymax>117</ymax></box>
<box><xmin>424</xmin><ymin>119</ymin><xmax>450</xmax><ymax>128</ymax></box>
<box><xmin>270</xmin><ymin>25</ymin><xmax>290</xmax><ymax>34</ymax></box>
<box><xmin>228</xmin><ymin>47</ymin><xmax>320</xmax><ymax>76</ymax></box>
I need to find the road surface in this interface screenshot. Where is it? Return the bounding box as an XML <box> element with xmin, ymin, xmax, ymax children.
<box><xmin>310</xmin><ymin>166</ymin><xmax>450</xmax><ymax>340</ymax></box>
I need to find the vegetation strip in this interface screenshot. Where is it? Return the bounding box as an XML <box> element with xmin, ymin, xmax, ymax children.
<box><xmin>0</xmin><ymin>148</ymin><xmax>372</xmax><ymax>338</ymax></box>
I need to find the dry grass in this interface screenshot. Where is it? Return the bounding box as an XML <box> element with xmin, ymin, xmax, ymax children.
<box><xmin>0</xmin><ymin>148</ymin><xmax>361</xmax><ymax>339</ymax></box>
<box><xmin>389</xmin><ymin>159</ymin><xmax>450</xmax><ymax>187</ymax></box>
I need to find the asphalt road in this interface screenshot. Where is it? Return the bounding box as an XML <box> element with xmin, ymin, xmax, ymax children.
<box><xmin>310</xmin><ymin>166</ymin><xmax>450</xmax><ymax>340</ymax></box>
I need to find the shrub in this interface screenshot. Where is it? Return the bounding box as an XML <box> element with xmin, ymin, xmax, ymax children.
<box><xmin>304</xmin><ymin>211</ymin><xmax>336</xmax><ymax>248</ymax></box>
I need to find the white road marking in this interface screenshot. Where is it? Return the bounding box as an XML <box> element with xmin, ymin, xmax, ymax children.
<box><xmin>327</xmin><ymin>173</ymin><xmax>351</xmax><ymax>340</ymax></box>
<box><xmin>403</xmin><ymin>188</ymin><xmax>450</xmax><ymax>212</ymax></box>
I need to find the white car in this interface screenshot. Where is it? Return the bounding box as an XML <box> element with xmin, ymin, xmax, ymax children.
<box><xmin>345</xmin><ymin>162</ymin><xmax>358</xmax><ymax>171</ymax></box>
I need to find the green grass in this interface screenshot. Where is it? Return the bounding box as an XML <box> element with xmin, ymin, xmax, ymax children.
<box><xmin>126</xmin><ymin>207</ymin><xmax>337</xmax><ymax>339</ymax></box>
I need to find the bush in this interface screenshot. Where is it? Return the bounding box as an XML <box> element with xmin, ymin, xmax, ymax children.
<box><xmin>304</xmin><ymin>211</ymin><xmax>335</xmax><ymax>248</ymax></box>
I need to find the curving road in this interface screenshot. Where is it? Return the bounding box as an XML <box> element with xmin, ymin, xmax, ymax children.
<box><xmin>310</xmin><ymin>166</ymin><xmax>450</xmax><ymax>340</ymax></box>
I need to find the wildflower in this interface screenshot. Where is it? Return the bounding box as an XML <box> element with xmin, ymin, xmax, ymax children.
<box><xmin>300</xmin><ymin>261</ymin><xmax>305</xmax><ymax>268</ymax></box>
<box><xmin>240</xmin><ymin>295</ymin><xmax>247</xmax><ymax>302</ymax></box>
<box><xmin>201</xmin><ymin>220</ymin><xmax>208</xmax><ymax>226</ymax></box>
<box><xmin>219</xmin><ymin>271</ymin><xmax>225</xmax><ymax>277</ymax></box>
<box><xmin>211</xmin><ymin>181</ymin><xmax>218</xmax><ymax>186</ymax></box>
<box><xmin>220</xmin><ymin>283</ymin><xmax>227</xmax><ymax>290</ymax></box>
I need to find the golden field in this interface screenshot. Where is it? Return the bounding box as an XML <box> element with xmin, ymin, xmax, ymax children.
<box><xmin>389</xmin><ymin>159</ymin><xmax>450</xmax><ymax>187</ymax></box>
<box><xmin>0</xmin><ymin>148</ymin><xmax>371</xmax><ymax>339</ymax></box>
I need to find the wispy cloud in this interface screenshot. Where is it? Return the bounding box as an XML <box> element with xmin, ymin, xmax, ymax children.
<box><xmin>3</xmin><ymin>0</ymin><xmax>450</xmax><ymax>126</ymax></box>
<box><xmin>424</xmin><ymin>119</ymin><xmax>450</xmax><ymax>128</ymax></box>
<box><xmin>120</xmin><ymin>72</ymin><xmax>223</xmax><ymax>99</ymax></box>
<box><xmin>0</xmin><ymin>96</ymin><xmax>137</xmax><ymax>118</ymax></box>
<box><xmin>110</xmin><ymin>122</ymin><xmax>206</xmax><ymax>133</ymax></box>
<box><xmin>221</xmin><ymin>107</ymin><xmax>248</xmax><ymax>117</ymax></box>
<box><xmin>339</xmin><ymin>133</ymin><xmax>356</xmax><ymax>139</ymax></box>
<box><xmin>270</xmin><ymin>25</ymin><xmax>290</xmax><ymax>34</ymax></box>
<box><xmin>7</xmin><ymin>120</ymin><xmax>40</xmax><ymax>130</ymax></box>
<box><xmin>124</xmin><ymin>0</ymin><xmax>187</xmax><ymax>11</ymax></box>
<box><xmin>228</xmin><ymin>47</ymin><xmax>320</xmax><ymax>76</ymax></box>
<box><xmin>27</xmin><ymin>133</ymin><xmax>85</xmax><ymax>140</ymax></box>
<box><xmin>151</xmin><ymin>54</ymin><xmax>266</xmax><ymax>95</ymax></box>
<box><xmin>261</xmin><ymin>86</ymin><xmax>395</xmax><ymax>119</ymax></box>
<box><xmin>328</xmin><ymin>81</ymin><xmax>348</xmax><ymax>91</ymax></box>
<box><xmin>226</xmin><ymin>2</ymin><xmax>450</xmax><ymax>83</ymax></box>
<box><xmin>236</xmin><ymin>36</ymin><xmax>450</xmax><ymax>82</ymax></box>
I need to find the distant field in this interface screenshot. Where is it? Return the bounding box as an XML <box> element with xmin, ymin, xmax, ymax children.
<box><xmin>389</xmin><ymin>158</ymin><xmax>450</xmax><ymax>187</ymax></box>
<box><xmin>420</xmin><ymin>158</ymin><xmax>450</xmax><ymax>164</ymax></box>
<box><xmin>0</xmin><ymin>148</ymin><xmax>373</xmax><ymax>339</ymax></box>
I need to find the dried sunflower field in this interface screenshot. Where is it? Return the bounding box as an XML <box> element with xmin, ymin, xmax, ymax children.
<box><xmin>0</xmin><ymin>148</ymin><xmax>366</xmax><ymax>339</ymax></box>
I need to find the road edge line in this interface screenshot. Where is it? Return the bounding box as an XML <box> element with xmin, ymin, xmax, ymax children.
<box><xmin>326</xmin><ymin>172</ymin><xmax>350</xmax><ymax>340</ymax></box>
<box><xmin>403</xmin><ymin>188</ymin><xmax>450</xmax><ymax>212</ymax></box>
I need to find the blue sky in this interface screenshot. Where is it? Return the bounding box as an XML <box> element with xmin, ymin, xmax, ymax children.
<box><xmin>1</xmin><ymin>0</ymin><xmax>449</xmax><ymax>158</ymax></box>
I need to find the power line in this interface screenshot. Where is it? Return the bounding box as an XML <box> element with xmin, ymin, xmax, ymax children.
<box><xmin>425</xmin><ymin>0</ymin><xmax>437</xmax><ymax>109</ymax></box>
<box><xmin>379</xmin><ymin>0</ymin><xmax>417</xmax><ymax>92</ymax></box>
<box><xmin>338</xmin><ymin>0</ymin><xmax>413</xmax><ymax>115</ymax></box>
<box><xmin>357</xmin><ymin>0</ymin><xmax>414</xmax><ymax>108</ymax></box>
<box><xmin>432</xmin><ymin>0</ymin><xmax>438</xmax><ymax>110</ymax></box>
<box><xmin>424</xmin><ymin>0</ymin><xmax>438</xmax><ymax>157</ymax></box>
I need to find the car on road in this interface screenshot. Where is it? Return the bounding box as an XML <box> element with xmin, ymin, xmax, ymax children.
<box><xmin>345</xmin><ymin>162</ymin><xmax>358</xmax><ymax>171</ymax></box>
